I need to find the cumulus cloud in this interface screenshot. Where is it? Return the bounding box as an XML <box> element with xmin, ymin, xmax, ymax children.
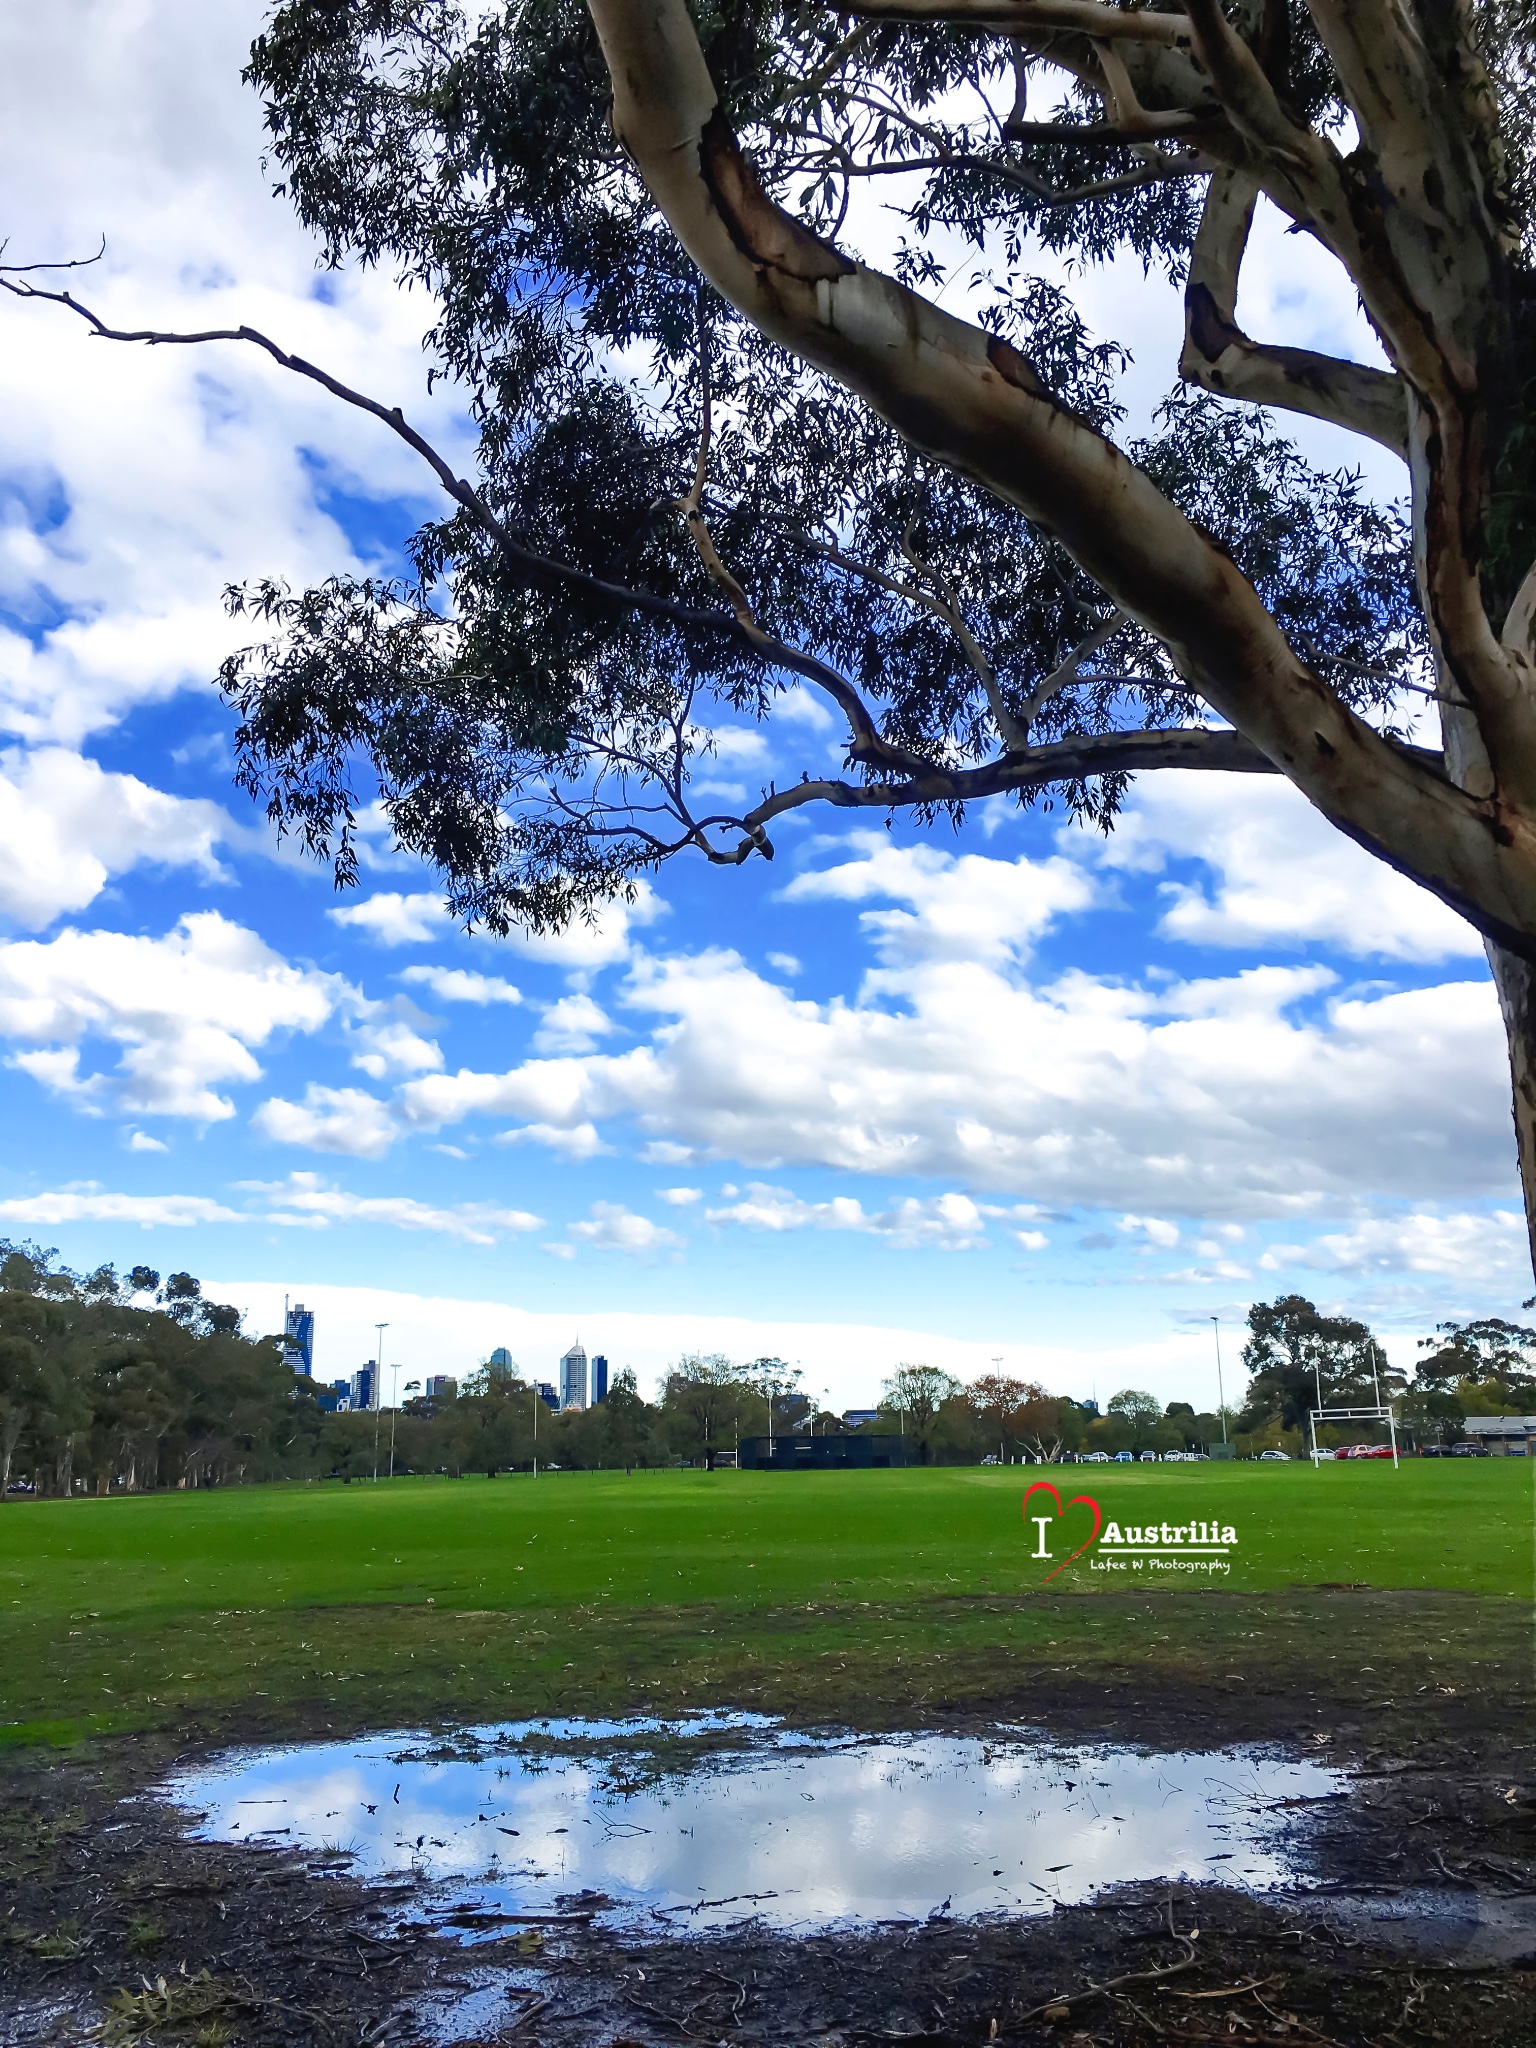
<box><xmin>252</xmin><ymin>1084</ymin><xmax>397</xmax><ymax>1159</ymax></box>
<box><xmin>330</xmin><ymin>893</ymin><xmax>449</xmax><ymax>946</ymax></box>
<box><xmin>0</xmin><ymin>746</ymin><xmax>233</xmax><ymax>929</ymax></box>
<box><xmin>532</xmin><ymin>994</ymin><xmax>617</xmax><ymax>1054</ymax></box>
<box><xmin>388</xmin><ymin>936</ymin><xmax>1509</xmax><ymax>1218</ymax></box>
<box><xmin>1263</xmin><ymin>1208</ymin><xmax>1529</xmax><ymax>1283</ymax></box>
<box><xmin>0</xmin><ymin>911</ymin><xmax>338</xmax><ymax>1121</ymax></box>
<box><xmin>658</xmin><ymin>1186</ymin><xmax>703</xmax><ymax>1206</ymax></box>
<box><xmin>497</xmin><ymin>1120</ymin><xmax>608</xmax><ymax>1159</ymax></box>
<box><xmin>1080</xmin><ymin>772</ymin><xmax>1482</xmax><ymax>962</ymax></box>
<box><xmin>783</xmin><ymin>835</ymin><xmax>1093</xmax><ymax>967</ymax></box>
<box><xmin>241</xmin><ymin>1171</ymin><xmax>543</xmax><ymax>1244</ymax></box>
<box><xmin>706</xmin><ymin>1183</ymin><xmax>992</xmax><ymax>1250</ymax></box>
<box><xmin>399</xmin><ymin>965</ymin><xmax>523</xmax><ymax>1006</ymax></box>
<box><xmin>349</xmin><ymin>1017</ymin><xmax>443</xmax><ymax>1080</ymax></box>
<box><xmin>567</xmin><ymin>1201</ymin><xmax>683</xmax><ymax>1253</ymax></box>
<box><xmin>0</xmin><ymin>0</ymin><xmax>471</xmax><ymax>751</ymax></box>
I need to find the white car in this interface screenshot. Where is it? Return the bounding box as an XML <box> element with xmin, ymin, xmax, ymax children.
<box><xmin>1082</xmin><ymin>1450</ymin><xmax>1112</xmax><ymax>1462</ymax></box>
<box><xmin>1257</xmin><ymin>1449</ymin><xmax>1290</xmax><ymax>1461</ymax></box>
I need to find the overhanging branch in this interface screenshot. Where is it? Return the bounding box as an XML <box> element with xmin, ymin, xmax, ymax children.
<box><xmin>1179</xmin><ymin>170</ymin><xmax>1408</xmax><ymax>459</ymax></box>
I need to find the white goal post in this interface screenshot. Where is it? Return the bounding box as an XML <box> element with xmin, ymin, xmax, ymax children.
<box><xmin>1306</xmin><ymin>1403</ymin><xmax>1399</xmax><ymax>1469</ymax></box>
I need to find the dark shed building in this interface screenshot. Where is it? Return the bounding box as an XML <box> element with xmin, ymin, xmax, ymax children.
<box><xmin>737</xmin><ymin>1433</ymin><xmax>910</xmax><ymax>1470</ymax></box>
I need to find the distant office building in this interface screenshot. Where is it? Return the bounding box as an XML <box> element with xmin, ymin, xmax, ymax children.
<box><xmin>282</xmin><ymin>1301</ymin><xmax>315</xmax><ymax>1378</ymax></box>
<box><xmin>560</xmin><ymin>1342</ymin><xmax>588</xmax><ymax>1412</ymax></box>
<box><xmin>489</xmin><ymin>1346</ymin><xmax>514</xmax><ymax>1370</ymax></box>
<box><xmin>842</xmin><ymin>1409</ymin><xmax>880</xmax><ymax>1429</ymax></box>
<box><xmin>315</xmin><ymin>1387</ymin><xmax>341</xmax><ymax>1413</ymax></box>
<box><xmin>536</xmin><ymin>1381</ymin><xmax>560</xmax><ymax>1411</ymax></box>
<box><xmin>349</xmin><ymin>1363</ymin><xmax>376</xmax><ymax>1413</ymax></box>
<box><xmin>592</xmin><ymin>1354</ymin><xmax>609</xmax><ymax>1404</ymax></box>
<box><xmin>425</xmin><ymin>1375</ymin><xmax>458</xmax><ymax>1401</ymax></box>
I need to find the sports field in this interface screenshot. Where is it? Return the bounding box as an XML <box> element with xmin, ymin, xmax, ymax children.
<box><xmin>2</xmin><ymin>1462</ymin><xmax>1531</xmax><ymax>1746</ymax></box>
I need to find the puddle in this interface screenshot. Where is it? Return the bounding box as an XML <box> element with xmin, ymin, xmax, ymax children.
<box><xmin>165</xmin><ymin>1714</ymin><xmax>1346</xmax><ymax>1932</ymax></box>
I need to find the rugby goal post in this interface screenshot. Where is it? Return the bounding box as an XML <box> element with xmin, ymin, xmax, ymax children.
<box><xmin>1307</xmin><ymin>1403</ymin><xmax>1399</xmax><ymax>1469</ymax></box>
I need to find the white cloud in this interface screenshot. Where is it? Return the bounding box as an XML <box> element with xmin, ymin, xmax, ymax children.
<box><xmin>567</xmin><ymin>1202</ymin><xmax>684</xmax><ymax>1253</ymax></box>
<box><xmin>658</xmin><ymin>1186</ymin><xmax>703</xmax><ymax>1206</ymax></box>
<box><xmin>783</xmin><ymin>835</ymin><xmax>1093</xmax><ymax>967</ymax></box>
<box><xmin>127</xmin><ymin>1130</ymin><xmax>168</xmax><ymax>1153</ymax></box>
<box><xmin>0</xmin><ymin>0</ymin><xmax>472</xmax><ymax>751</ymax></box>
<box><xmin>252</xmin><ymin>1085</ymin><xmax>397</xmax><ymax>1160</ymax></box>
<box><xmin>0</xmin><ymin>1187</ymin><xmax>242</xmax><ymax>1227</ymax></box>
<box><xmin>0</xmin><ymin>911</ymin><xmax>337</xmax><ymax>1121</ymax></box>
<box><xmin>495</xmin><ymin>880</ymin><xmax>666</xmax><ymax>973</ymax></box>
<box><xmin>766</xmin><ymin>952</ymin><xmax>801</xmax><ymax>976</ymax></box>
<box><xmin>532</xmin><ymin>994</ymin><xmax>617</xmax><ymax>1054</ymax></box>
<box><xmin>349</xmin><ymin>1018</ymin><xmax>443</xmax><ymax>1080</ymax></box>
<box><xmin>392</xmin><ymin>937</ymin><xmax>1509</xmax><ymax>1218</ymax></box>
<box><xmin>399</xmin><ymin>965</ymin><xmax>524</xmax><ymax>1006</ymax></box>
<box><xmin>1263</xmin><ymin>1208</ymin><xmax>1529</xmax><ymax>1284</ymax></box>
<box><xmin>330</xmin><ymin>893</ymin><xmax>449</xmax><ymax>946</ymax></box>
<box><xmin>706</xmin><ymin>1182</ymin><xmax>991</xmax><ymax>1250</ymax></box>
<box><xmin>1119</xmin><ymin>1213</ymin><xmax>1182</xmax><ymax>1250</ymax></box>
<box><xmin>497</xmin><ymin>1120</ymin><xmax>608</xmax><ymax>1160</ymax></box>
<box><xmin>0</xmin><ymin>746</ymin><xmax>233</xmax><ymax>929</ymax></box>
<box><xmin>240</xmin><ymin>1171</ymin><xmax>543</xmax><ymax>1245</ymax></box>
<box><xmin>1079</xmin><ymin>773</ymin><xmax>1481</xmax><ymax>962</ymax></box>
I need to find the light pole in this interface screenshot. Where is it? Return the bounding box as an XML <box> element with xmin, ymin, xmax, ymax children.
<box><xmin>372</xmin><ymin>1322</ymin><xmax>389</xmax><ymax>1480</ymax></box>
<box><xmin>532</xmin><ymin>1378</ymin><xmax>540</xmax><ymax>1478</ymax></box>
<box><xmin>389</xmin><ymin>1377</ymin><xmax>419</xmax><ymax>1479</ymax></box>
<box><xmin>1210</xmin><ymin>1316</ymin><xmax>1228</xmax><ymax>1444</ymax></box>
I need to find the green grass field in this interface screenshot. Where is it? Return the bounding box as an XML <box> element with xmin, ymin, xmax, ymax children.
<box><xmin>1</xmin><ymin>1462</ymin><xmax>1531</xmax><ymax>1747</ymax></box>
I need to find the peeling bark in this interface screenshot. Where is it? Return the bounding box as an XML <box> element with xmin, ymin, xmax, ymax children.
<box><xmin>1488</xmin><ymin>939</ymin><xmax>1536</xmax><ymax>1278</ymax></box>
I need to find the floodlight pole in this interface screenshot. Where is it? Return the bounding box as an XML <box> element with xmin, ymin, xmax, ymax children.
<box><xmin>1210</xmin><ymin>1317</ymin><xmax>1227</xmax><ymax>1443</ymax></box>
<box><xmin>533</xmin><ymin>1379</ymin><xmax>539</xmax><ymax>1478</ymax></box>
<box><xmin>372</xmin><ymin>1321</ymin><xmax>388</xmax><ymax>1480</ymax></box>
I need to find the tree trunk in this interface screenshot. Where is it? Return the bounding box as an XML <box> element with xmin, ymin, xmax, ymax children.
<box><xmin>1487</xmin><ymin>939</ymin><xmax>1536</xmax><ymax>1288</ymax></box>
<box><xmin>56</xmin><ymin>1433</ymin><xmax>75</xmax><ymax>1498</ymax></box>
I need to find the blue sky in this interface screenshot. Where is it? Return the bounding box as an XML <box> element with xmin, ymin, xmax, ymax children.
<box><xmin>0</xmin><ymin>1</ymin><xmax>1525</xmax><ymax>1411</ymax></box>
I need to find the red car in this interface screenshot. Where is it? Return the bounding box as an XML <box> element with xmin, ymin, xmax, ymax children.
<box><xmin>1333</xmin><ymin>1442</ymin><xmax>1395</xmax><ymax>1459</ymax></box>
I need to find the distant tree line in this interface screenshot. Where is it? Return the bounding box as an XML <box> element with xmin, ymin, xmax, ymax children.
<box><xmin>3</xmin><ymin>1237</ymin><xmax>1530</xmax><ymax>1498</ymax></box>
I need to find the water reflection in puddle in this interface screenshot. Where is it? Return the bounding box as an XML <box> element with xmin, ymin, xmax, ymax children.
<box><xmin>166</xmin><ymin>1714</ymin><xmax>1343</xmax><ymax>1931</ymax></box>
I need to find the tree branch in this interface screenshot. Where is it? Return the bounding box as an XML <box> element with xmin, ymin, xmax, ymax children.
<box><xmin>835</xmin><ymin>0</ymin><xmax>1192</xmax><ymax>41</ymax></box>
<box><xmin>1178</xmin><ymin>169</ymin><xmax>1409</xmax><ymax>459</ymax></box>
<box><xmin>584</xmin><ymin>0</ymin><xmax>1536</xmax><ymax>956</ymax></box>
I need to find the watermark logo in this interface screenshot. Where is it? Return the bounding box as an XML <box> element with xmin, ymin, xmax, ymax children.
<box><xmin>1094</xmin><ymin>1518</ymin><xmax>1237</xmax><ymax>1576</ymax></box>
<box><xmin>1021</xmin><ymin>1480</ymin><xmax>1102</xmax><ymax>1583</ymax></box>
<box><xmin>1023</xmin><ymin>1485</ymin><xmax>1239</xmax><ymax>1579</ymax></box>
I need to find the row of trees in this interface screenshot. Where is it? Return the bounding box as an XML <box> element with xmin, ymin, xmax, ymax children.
<box><xmin>4</xmin><ymin>1236</ymin><xmax>1531</xmax><ymax>1496</ymax></box>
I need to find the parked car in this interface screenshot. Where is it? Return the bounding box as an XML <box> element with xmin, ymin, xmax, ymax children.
<box><xmin>1418</xmin><ymin>1444</ymin><xmax>1453</xmax><ymax>1457</ymax></box>
<box><xmin>1082</xmin><ymin>1451</ymin><xmax>1111</xmax><ymax>1463</ymax></box>
<box><xmin>980</xmin><ymin>1454</ymin><xmax>1001</xmax><ymax>1465</ymax></box>
<box><xmin>1355</xmin><ymin>1444</ymin><xmax>1397</xmax><ymax>1459</ymax></box>
<box><xmin>1258</xmin><ymin>1449</ymin><xmax>1290</xmax><ymax>1461</ymax></box>
<box><xmin>1451</xmin><ymin>1440</ymin><xmax>1490</xmax><ymax>1456</ymax></box>
<box><xmin>1332</xmin><ymin>1443</ymin><xmax>1370</xmax><ymax>1459</ymax></box>
<box><xmin>1112</xmin><ymin>1449</ymin><xmax>1135</xmax><ymax>1462</ymax></box>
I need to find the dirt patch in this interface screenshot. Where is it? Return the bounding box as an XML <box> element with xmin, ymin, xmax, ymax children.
<box><xmin>3</xmin><ymin>1646</ymin><xmax>1534</xmax><ymax>2046</ymax></box>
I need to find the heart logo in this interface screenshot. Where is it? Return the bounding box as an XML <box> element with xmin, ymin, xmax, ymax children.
<box><xmin>1021</xmin><ymin>1480</ymin><xmax>1102</xmax><ymax>1583</ymax></box>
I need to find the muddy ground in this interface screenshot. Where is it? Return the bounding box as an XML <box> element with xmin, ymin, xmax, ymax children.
<box><xmin>3</xmin><ymin>1667</ymin><xmax>1534</xmax><ymax>2048</ymax></box>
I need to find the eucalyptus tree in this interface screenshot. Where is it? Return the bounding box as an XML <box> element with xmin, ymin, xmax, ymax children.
<box><xmin>9</xmin><ymin>3</ymin><xmax>1536</xmax><ymax>1252</ymax></box>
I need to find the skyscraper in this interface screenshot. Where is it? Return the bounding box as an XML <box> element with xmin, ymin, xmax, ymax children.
<box><xmin>349</xmin><ymin>1363</ymin><xmax>376</xmax><ymax>1412</ymax></box>
<box><xmin>592</xmin><ymin>1354</ymin><xmax>609</xmax><ymax>1403</ymax></box>
<box><xmin>559</xmin><ymin>1342</ymin><xmax>588</xmax><ymax>1411</ymax></box>
<box><xmin>424</xmin><ymin>1375</ymin><xmax>458</xmax><ymax>1400</ymax></box>
<box><xmin>282</xmin><ymin>1300</ymin><xmax>315</xmax><ymax>1378</ymax></box>
<box><xmin>489</xmin><ymin>1346</ymin><xmax>514</xmax><ymax>1370</ymax></box>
